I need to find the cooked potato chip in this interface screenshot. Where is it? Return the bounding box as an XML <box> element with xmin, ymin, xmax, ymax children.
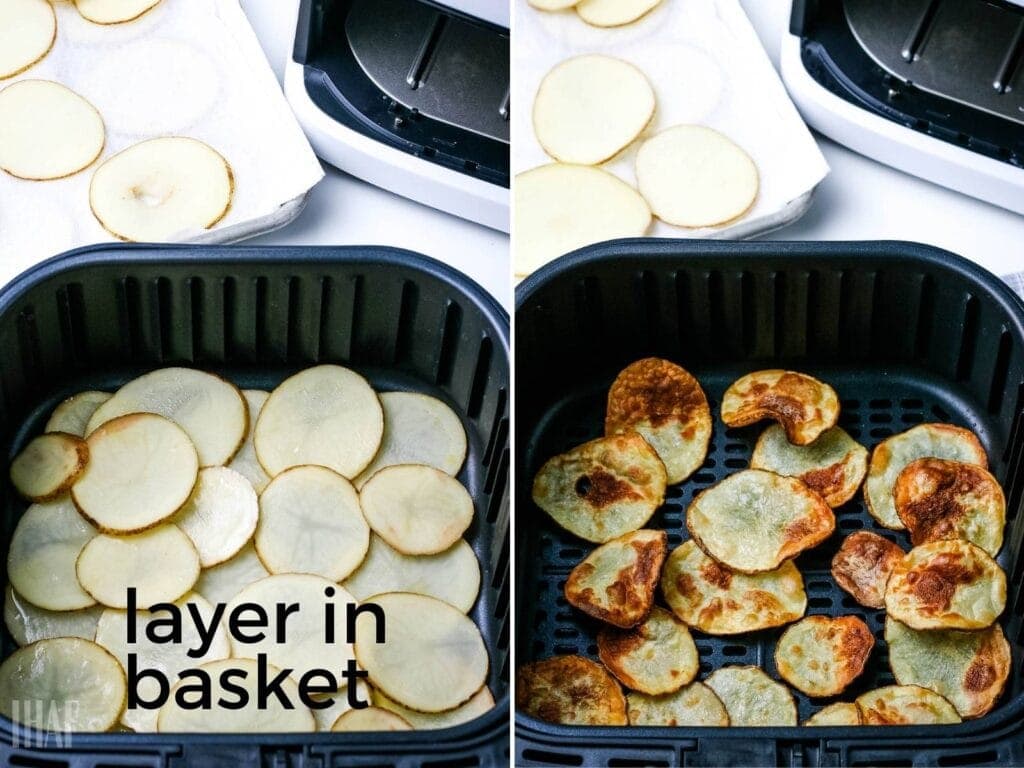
<box><xmin>775</xmin><ymin>615</ymin><xmax>874</xmax><ymax>697</ymax></box>
<box><xmin>661</xmin><ymin>540</ymin><xmax>806</xmax><ymax>635</ymax></box>
<box><xmin>855</xmin><ymin>685</ymin><xmax>961</xmax><ymax>725</ymax></box>
<box><xmin>310</xmin><ymin>680</ymin><xmax>372</xmax><ymax>731</ymax></box>
<box><xmin>803</xmin><ymin>702</ymin><xmax>863</xmax><ymax>726</ymax></box>
<box><xmin>864</xmin><ymin>423</ymin><xmax>987</xmax><ymax>529</ymax></box>
<box><xmin>626</xmin><ymin>682</ymin><xmax>729</xmax><ymax>726</ymax></box>
<box><xmin>885</xmin><ymin>540</ymin><xmax>1005</xmax><ymax>630</ymax></box>
<box><xmin>686</xmin><ymin>469</ymin><xmax>835</xmax><ymax>573</ymax></box>
<box><xmin>174</xmin><ymin>467</ymin><xmax>258</xmax><ymax>567</ymax></box>
<box><xmin>374</xmin><ymin>686</ymin><xmax>495</xmax><ymax>730</ymax></box>
<box><xmin>894</xmin><ymin>458</ymin><xmax>1004</xmax><ymax>557</ymax></box>
<box><xmin>605</xmin><ymin>358</ymin><xmax>712</xmax><ymax>484</ymax></box>
<box><xmin>831</xmin><ymin>531</ymin><xmax>904</xmax><ymax>609</ymax></box>
<box><xmin>721</xmin><ymin>370</ymin><xmax>838</xmax><ymax>446</ymax></box>
<box><xmin>10</xmin><ymin>432</ymin><xmax>89</xmax><ymax>502</ymax></box>
<box><xmin>532</xmin><ymin>433</ymin><xmax>667</xmax><ymax>543</ymax></box>
<box><xmin>516</xmin><ymin>655</ymin><xmax>627</xmax><ymax>725</ymax></box>
<box><xmin>227</xmin><ymin>390</ymin><xmax>271</xmax><ymax>493</ymax></box>
<box><xmin>705</xmin><ymin>666</ymin><xmax>797</xmax><ymax>726</ymax></box>
<box><xmin>751</xmin><ymin>425</ymin><xmax>867</xmax><ymax>507</ymax></box>
<box><xmin>193</xmin><ymin>543</ymin><xmax>268</xmax><ymax>606</ymax></box>
<box><xmin>4</xmin><ymin>586</ymin><xmax>102</xmax><ymax>646</ymax></box>
<box><xmin>576</xmin><ymin>0</ymin><xmax>662</xmax><ymax>26</ymax></box>
<box><xmin>0</xmin><ymin>0</ymin><xmax>55</xmax><ymax>80</ymax></box>
<box><xmin>46</xmin><ymin>391</ymin><xmax>111</xmax><ymax>437</ymax></box>
<box><xmin>332</xmin><ymin>706</ymin><xmax>412</xmax><ymax>731</ymax></box>
<box><xmin>597</xmin><ymin>606</ymin><xmax>697</xmax><ymax>694</ymax></box>
<box><xmin>75</xmin><ymin>0</ymin><xmax>162</xmax><ymax>24</ymax></box>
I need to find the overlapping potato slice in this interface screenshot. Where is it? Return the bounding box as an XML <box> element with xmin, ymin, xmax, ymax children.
<box><xmin>75</xmin><ymin>0</ymin><xmax>163</xmax><ymax>24</ymax></box>
<box><xmin>855</xmin><ymin>685</ymin><xmax>961</xmax><ymax>725</ymax></box>
<box><xmin>626</xmin><ymin>682</ymin><xmax>729</xmax><ymax>726</ymax></box>
<box><xmin>565</xmin><ymin>529</ymin><xmax>666</xmax><ymax>628</ymax></box>
<box><xmin>193</xmin><ymin>543</ymin><xmax>268</xmax><ymax>606</ymax></box>
<box><xmin>332</xmin><ymin>707</ymin><xmax>412</xmax><ymax>731</ymax></box>
<box><xmin>831</xmin><ymin>531</ymin><xmax>904</xmax><ymax>609</ymax></box>
<box><xmin>661</xmin><ymin>540</ymin><xmax>806</xmax><ymax>634</ymax></box>
<box><xmin>705</xmin><ymin>666</ymin><xmax>797</xmax><ymax>726</ymax></box>
<box><xmin>864</xmin><ymin>423</ymin><xmax>987</xmax><ymax>529</ymax></box>
<box><xmin>310</xmin><ymin>680</ymin><xmax>372</xmax><ymax>731</ymax></box>
<box><xmin>374</xmin><ymin>686</ymin><xmax>495</xmax><ymax>730</ymax></box>
<box><xmin>0</xmin><ymin>638</ymin><xmax>126</xmax><ymax>732</ymax></box>
<box><xmin>886</xmin><ymin>617</ymin><xmax>1010</xmax><ymax>720</ymax></box>
<box><xmin>894</xmin><ymin>458</ymin><xmax>1004</xmax><ymax>556</ymax></box>
<box><xmin>532</xmin><ymin>433</ymin><xmax>666</xmax><ymax>543</ymax></box>
<box><xmin>751</xmin><ymin>425</ymin><xmax>867</xmax><ymax>507</ymax></box>
<box><xmin>605</xmin><ymin>358</ymin><xmax>712</xmax><ymax>484</ymax></box>
<box><xmin>576</xmin><ymin>0</ymin><xmax>662</xmax><ymax>26</ymax></box>
<box><xmin>775</xmin><ymin>615</ymin><xmax>874</xmax><ymax>697</ymax></box>
<box><xmin>45</xmin><ymin>391</ymin><xmax>111</xmax><ymax>437</ymax></box>
<box><xmin>885</xmin><ymin>540</ymin><xmax>1005</xmax><ymax>630</ymax></box>
<box><xmin>597</xmin><ymin>606</ymin><xmax>697</xmax><ymax>694</ymax></box>
<box><xmin>8</xmin><ymin>498</ymin><xmax>97</xmax><ymax>611</ymax></box>
<box><xmin>686</xmin><ymin>469</ymin><xmax>835</xmax><ymax>573</ymax></box>
<box><xmin>10</xmin><ymin>432</ymin><xmax>89</xmax><ymax>502</ymax></box>
<box><xmin>803</xmin><ymin>702</ymin><xmax>863</xmax><ymax>726</ymax></box>
<box><xmin>0</xmin><ymin>0</ymin><xmax>55</xmax><ymax>80</ymax></box>
<box><xmin>174</xmin><ymin>467</ymin><xmax>258</xmax><ymax>567</ymax></box>
<box><xmin>4</xmin><ymin>586</ymin><xmax>102</xmax><ymax>646</ymax></box>
<box><xmin>354</xmin><ymin>593</ymin><xmax>488</xmax><ymax>713</ymax></box>
<box><xmin>516</xmin><ymin>655</ymin><xmax>627</xmax><ymax>725</ymax></box>
<box><xmin>721</xmin><ymin>370</ymin><xmax>839</xmax><ymax>446</ymax></box>
<box><xmin>227</xmin><ymin>390</ymin><xmax>271</xmax><ymax>494</ymax></box>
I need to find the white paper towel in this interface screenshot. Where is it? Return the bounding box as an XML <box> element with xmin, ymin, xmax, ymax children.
<box><xmin>0</xmin><ymin>0</ymin><xmax>324</xmax><ymax>287</ymax></box>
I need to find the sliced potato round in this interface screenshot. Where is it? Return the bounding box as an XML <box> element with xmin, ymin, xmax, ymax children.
<box><xmin>514</xmin><ymin>163</ymin><xmax>651</xmax><ymax>277</ymax></box>
<box><xmin>894</xmin><ymin>458</ymin><xmax>1004</xmax><ymax>556</ymax></box>
<box><xmin>686</xmin><ymin>469</ymin><xmax>835</xmax><ymax>573</ymax></box>
<box><xmin>255</xmin><ymin>365</ymin><xmax>383</xmax><ymax>479</ymax></box>
<box><xmin>528</xmin><ymin>0</ymin><xmax>580</xmax><ymax>8</ymax></box>
<box><xmin>751</xmin><ymin>425</ymin><xmax>867</xmax><ymax>507</ymax></box>
<box><xmin>626</xmin><ymin>682</ymin><xmax>729</xmax><ymax>726</ymax></box>
<box><xmin>885</xmin><ymin>539</ymin><xmax>1006</xmax><ymax>630</ymax></box>
<box><xmin>73</xmin><ymin>413</ymin><xmax>198</xmax><ymax>533</ymax></box>
<box><xmin>9</xmin><ymin>432</ymin><xmax>89</xmax><ymax>502</ymax></box>
<box><xmin>310</xmin><ymin>680</ymin><xmax>372</xmax><ymax>731</ymax></box>
<box><xmin>721</xmin><ymin>370</ymin><xmax>838</xmax><ymax>446</ymax></box>
<box><xmin>831</xmin><ymin>531</ymin><xmax>904</xmax><ymax>609</ymax></box>
<box><xmin>4</xmin><ymin>586</ymin><xmax>102</xmax><ymax>646</ymax></box>
<box><xmin>564</xmin><ymin>529</ymin><xmax>667</xmax><ymax>628</ymax></box>
<box><xmin>605</xmin><ymin>358</ymin><xmax>712</xmax><ymax>484</ymax></box>
<box><xmin>855</xmin><ymin>685</ymin><xmax>961</xmax><ymax>725</ymax></box>
<box><xmin>354</xmin><ymin>593</ymin><xmax>488</xmax><ymax>713</ymax></box>
<box><xmin>157</xmin><ymin>658</ymin><xmax>314</xmax><ymax>733</ymax></box>
<box><xmin>803</xmin><ymin>702</ymin><xmax>863</xmax><ymax>726</ymax></box>
<box><xmin>343</xmin><ymin>535</ymin><xmax>480</xmax><ymax>613</ymax></box>
<box><xmin>598</xmin><ymin>606</ymin><xmax>697</xmax><ymax>694</ymax></box>
<box><xmin>374</xmin><ymin>686</ymin><xmax>495</xmax><ymax>730</ymax></box>
<box><xmin>174</xmin><ymin>467</ymin><xmax>258</xmax><ymax>567</ymax></box>
<box><xmin>661</xmin><ymin>540</ymin><xmax>806</xmax><ymax>635</ymax></box>
<box><xmin>775</xmin><ymin>615</ymin><xmax>874</xmax><ymax>698</ymax></box>
<box><xmin>705</xmin><ymin>666</ymin><xmax>797</xmax><ymax>726</ymax></box>
<box><xmin>227</xmin><ymin>390</ymin><xmax>271</xmax><ymax>493</ymax></box>
<box><xmin>0</xmin><ymin>638</ymin><xmax>126</xmax><ymax>731</ymax></box>
<box><xmin>76</xmin><ymin>524</ymin><xmax>199</xmax><ymax>608</ymax></box>
<box><xmin>516</xmin><ymin>655</ymin><xmax>627</xmax><ymax>725</ymax></box>
<box><xmin>256</xmin><ymin>465</ymin><xmax>369</xmax><ymax>580</ymax></box>
<box><xmin>864</xmin><ymin>423</ymin><xmax>987</xmax><ymax>530</ymax></box>
<box><xmin>532</xmin><ymin>432</ymin><xmax>666</xmax><ymax>543</ymax></box>
<box><xmin>8</xmin><ymin>498</ymin><xmax>97</xmax><ymax>611</ymax></box>
<box><xmin>0</xmin><ymin>80</ymin><xmax>105</xmax><ymax>180</ymax></box>
<box><xmin>576</xmin><ymin>0</ymin><xmax>661</xmax><ymax>26</ymax></box>
<box><xmin>75</xmin><ymin>0</ymin><xmax>163</xmax><ymax>24</ymax></box>
<box><xmin>0</xmin><ymin>0</ymin><xmax>55</xmax><ymax>79</ymax></box>
<box><xmin>193</xmin><ymin>543</ymin><xmax>269</xmax><ymax>606</ymax></box>
<box><xmin>332</xmin><ymin>706</ymin><xmax>412</xmax><ymax>731</ymax></box>
<box><xmin>45</xmin><ymin>390</ymin><xmax>111</xmax><ymax>437</ymax></box>
<box><xmin>86</xmin><ymin>368</ymin><xmax>246</xmax><ymax>468</ymax></box>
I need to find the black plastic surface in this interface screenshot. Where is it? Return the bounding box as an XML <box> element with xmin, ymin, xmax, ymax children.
<box><xmin>515</xmin><ymin>240</ymin><xmax>1024</xmax><ymax>767</ymax></box>
<box><xmin>0</xmin><ymin>245</ymin><xmax>510</xmax><ymax>768</ymax></box>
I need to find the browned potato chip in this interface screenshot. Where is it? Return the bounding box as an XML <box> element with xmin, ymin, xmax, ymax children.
<box><xmin>751</xmin><ymin>425</ymin><xmax>867</xmax><ymax>507</ymax></box>
<box><xmin>705</xmin><ymin>665</ymin><xmax>798</xmax><ymax>726</ymax></box>
<box><xmin>831</xmin><ymin>531</ymin><xmax>904</xmax><ymax>609</ymax></box>
<box><xmin>855</xmin><ymin>685</ymin><xmax>961</xmax><ymax>725</ymax></box>
<box><xmin>597</xmin><ymin>606</ymin><xmax>698</xmax><ymax>694</ymax></box>
<box><xmin>775</xmin><ymin>615</ymin><xmax>874</xmax><ymax>698</ymax></box>
<box><xmin>803</xmin><ymin>702</ymin><xmax>863</xmax><ymax>726</ymax></box>
<box><xmin>516</xmin><ymin>655</ymin><xmax>627</xmax><ymax>725</ymax></box>
<box><xmin>9</xmin><ymin>432</ymin><xmax>89</xmax><ymax>502</ymax></box>
<box><xmin>626</xmin><ymin>682</ymin><xmax>729</xmax><ymax>726</ymax></box>
<box><xmin>721</xmin><ymin>370</ymin><xmax>839</xmax><ymax>446</ymax></box>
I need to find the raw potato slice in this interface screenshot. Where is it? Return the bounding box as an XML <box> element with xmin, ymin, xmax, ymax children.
<box><xmin>45</xmin><ymin>391</ymin><xmax>111</xmax><ymax>437</ymax></box>
<box><xmin>310</xmin><ymin>680</ymin><xmax>372</xmax><ymax>731</ymax></box>
<box><xmin>661</xmin><ymin>540</ymin><xmax>806</xmax><ymax>635</ymax></box>
<box><xmin>4</xmin><ymin>586</ymin><xmax>102</xmax><ymax>646</ymax></box>
<box><xmin>855</xmin><ymin>685</ymin><xmax>961</xmax><ymax>725</ymax></box>
<box><xmin>864</xmin><ymin>423</ymin><xmax>987</xmax><ymax>530</ymax></box>
<box><xmin>831</xmin><ymin>531</ymin><xmax>904</xmax><ymax>609</ymax></box>
<box><xmin>175</xmin><ymin>467</ymin><xmax>258</xmax><ymax>567</ymax></box>
<box><xmin>803</xmin><ymin>702</ymin><xmax>863</xmax><ymax>726</ymax></box>
<box><xmin>343</xmin><ymin>535</ymin><xmax>481</xmax><ymax>613</ymax></box>
<box><xmin>885</xmin><ymin>540</ymin><xmax>1006</xmax><ymax>631</ymax></box>
<box><xmin>564</xmin><ymin>529</ymin><xmax>667</xmax><ymax>628</ymax></box>
<box><xmin>74</xmin><ymin>413</ymin><xmax>198</xmax><ymax>533</ymax></box>
<box><xmin>75</xmin><ymin>0</ymin><xmax>162</xmax><ymax>24</ymax></box>
<box><xmin>256</xmin><ymin>465</ymin><xmax>369</xmax><ymax>580</ymax></box>
<box><xmin>76</xmin><ymin>524</ymin><xmax>200</xmax><ymax>608</ymax></box>
<box><xmin>533</xmin><ymin>55</ymin><xmax>655</xmax><ymax>165</ymax></box>
<box><xmin>605</xmin><ymin>358</ymin><xmax>712</xmax><ymax>484</ymax></box>
<box><xmin>894</xmin><ymin>458</ymin><xmax>1005</xmax><ymax>556</ymax></box>
<box><xmin>354</xmin><ymin>593</ymin><xmax>488</xmax><ymax>713</ymax></box>
<box><xmin>775</xmin><ymin>615</ymin><xmax>874</xmax><ymax>697</ymax></box>
<box><xmin>576</xmin><ymin>0</ymin><xmax>662</xmax><ymax>27</ymax></box>
<box><xmin>332</xmin><ymin>707</ymin><xmax>412</xmax><ymax>731</ymax></box>
<box><xmin>0</xmin><ymin>638</ymin><xmax>126</xmax><ymax>731</ymax></box>
<box><xmin>626</xmin><ymin>682</ymin><xmax>729</xmax><ymax>726</ymax></box>
<box><xmin>0</xmin><ymin>0</ymin><xmax>55</xmax><ymax>79</ymax></box>
<box><xmin>531</xmin><ymin>433</ymin><xmax>666</xmax><ymax>543</ymax></box>
<box><xmin>686</xmin><ymin>469</ymin><xmax>835</xmax><ymax>573</ymax></box>
<box><xmin>86</xmin><ymin>368</ymin><xmax>246</xmax><ymax>468</ymax></box>
<box><xmin>516</xmin><ymin>655</ymin><xmax>627</xmax><ymax>725</ymax></box>
<box><xmin>705</xmin><ymin>666</ymin><xmax>797</xmax><ymax>727</ymax></box>
<box><xmin>514</xmin><ymin>164</ymin><xmax>651</xmax><ymax>277</ymax></box>
<box><xmin>354</xmin><ymin>392</ymin><xmax>468</xmax><ymax>488</ymax></box>
<box><xmin>597</xmin><ymin>606</ymin><xmax>698</xmax><ymax>694</ymax></box>
<box><xmin>254</xmin><ymin>365</ymin><xmax>383</xmax><ymax>479</ymax></box>
<box><xmin>9</xmin><ymin>432</ymin><xmax>89</xmax><ymax>502</ymax></box>
<box><xmin>721</xmin><ymin>370</ymin><xmax>839</xmax><ymax>446</ymax></box>
<box><xmin>529</xmin><ymin>0</ymin><xmax>579</xmax><ymax>8</ymax></box>
<box><xmin>0</xmin><ymin>80</ymin><xmax>105</xmax><ymax>180</ymax></box>
<box><xmin>157</xmin><ymin>658</ymin><xmax>314</xmax><ymax>733</ymax></box>
<box><xmin>374</xmin><ymin>686</ymin><xmax>495</xmax><ymax>730</ymax></box>
<box><xmin>8</xmin><ymin>498</ymin><xmax>97</xmax><ymax>611</ymax></box>
<box><xmin>359</xmin><ymin>464</ymin><xmax>473</xmax><ymax>556</ymax></box>
<box><xmin>751</xmin><ymin>425</ymin><xmax>868</xmax><ymax>507</ymax></box>
<box><xmin>227</xmin><ymin>390</ymin><xmax>271</xmax><ymax>493</ymax></box>
<box><xmin>193</xmin><ymin>543</ymin><xmax>268</xmax><ymax>605</ymax></box>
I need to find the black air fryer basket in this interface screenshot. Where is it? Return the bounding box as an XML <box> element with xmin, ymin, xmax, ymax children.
<box><xmin>0</xmin><ymin>245</ymin><xmax>510</xmax><ymax>768</ymax></box>
<box><xmin>515</xmin><ymin>240</ymin><xmax>1024</xmax><ymax>767</ymax></box>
